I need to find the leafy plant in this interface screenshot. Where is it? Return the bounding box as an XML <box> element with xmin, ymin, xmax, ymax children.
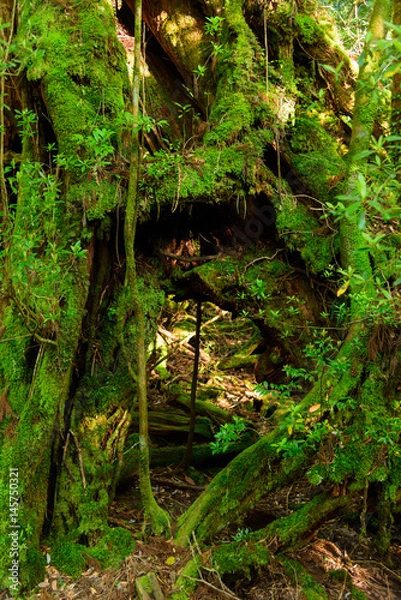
<box><xmin>204</xmin><ymin>15</ymin><xmax>224</xmax><ymax>37</ymax></box>
<box><xmin>211</xmin><ymin>416</ymin><xmax>247</xmax><ymax>454</ymax></box>
<box><xmin>233</xmin><ymin>527</ymin><xmax>251</xmax><ymax>542</ymax></box>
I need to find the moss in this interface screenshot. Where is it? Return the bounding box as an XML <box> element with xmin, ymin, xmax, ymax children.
<box><xmin>288</xmin><ymin>114</ymin><xmax>346</xmax><ymax>203</ymax></box>
<box><xmin>68</xmin><ymin>179</ymin><xmax>119</xmax><ymax>220</ymax></box>
<box><xmin>18</xmin><ymin>0</ymin><xmax>129</xmax><ymax>218</ymax></box>
<box><xmin>143</xmin><ymin>132</ymin><xmax>270</xmax><ymax>208</ymax></box>
<box><xmin>294</xmin><ymin>15</ymin><xmax>323</xmax><ymax>45</ymax></box>
<box><xmin>350</xmin><ymin>585</ymin><xmax>370</xmax><ymax>599</ymax></box>
<box><xmin>86</xmin><ymin>527</ymin><xmax>135</xmax><ymax>568</ymax></box>
<box><xmin>276</xmin><ymin>197</ymin><xmax>334</xmax><ymax>273</ymax></box>
<box><xmin>170</xmin><ymin>557</ymin><xmax>202</xmax><ymax>600</ymax></box>
<box><xmin>328</xmin><ymin>370</ymin><xmax>396</xmax><ymax>486</ymax></box>
<box><xmin>51</xmin><ymin>528</ymin><xmax>134</xmax><ymax>578</ymax></box>
<box><xmin>280</xmin><ymin>556</ymin><xmax>328</xmax><ymax>599</ymax></box>
<box><xmin>213</xmin><ymin>540</ymin><xmax>271</xmax><ymax>577</ymax></box>
<box><xmin>51</xmin><ymin>542</ymin><xmax>86</xmax><ymax>579</ymax></box>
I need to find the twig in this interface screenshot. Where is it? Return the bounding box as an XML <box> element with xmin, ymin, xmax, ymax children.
<box><xmin>160</xmin><ymin>250</ymin><xmax>221</xmax><ymax>263</ymax></box>
<box><xmin>179</xmin><ymin>574</ymin><xmax>241</xmax><ymax>599</ymax></box>
<box><xmin>0</xmin><ymin>0</ymin><xmax>18</xmax><ymax>218</ymax></box>
<box><xmin>264</xmin><ymin>1</ymin><xmax>268</xmax><ymax>97</ymax></box>
<box><xmin>243</xmin><ymin>250</ymin><xmax>281</xmax><ymax>272</ymax></box>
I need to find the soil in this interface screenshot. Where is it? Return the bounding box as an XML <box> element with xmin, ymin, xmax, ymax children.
<box><xmin>30</xmin><ymin>304</ymin><xmax>401</xmax><ymax>600</ymax></box>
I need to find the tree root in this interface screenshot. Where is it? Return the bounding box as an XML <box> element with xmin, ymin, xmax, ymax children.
<box><xmin>172</xmin><ymin>493</ymin><xmax>348</xmax><ymax>598</ymax></box>
<box><xmin>174</xmin><ymin>433</ymin><xmax>308</xmax><ymax>546</ymax></box>
<box><xmin>174</xmin><ymin>331</ymin><xmax>365</xmax><ymax>547</ymax></box>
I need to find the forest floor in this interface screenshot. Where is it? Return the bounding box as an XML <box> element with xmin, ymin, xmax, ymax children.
<box><xmin>31</xmin><ymin>304</ymin><xmax>401</xmax><ymax>600</ymax></box>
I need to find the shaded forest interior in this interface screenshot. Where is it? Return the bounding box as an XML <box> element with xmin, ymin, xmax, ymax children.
<box><xmin>1</xmin><ymin>0</ymin><xmax>401</xmax><ymax>597</ymax></box>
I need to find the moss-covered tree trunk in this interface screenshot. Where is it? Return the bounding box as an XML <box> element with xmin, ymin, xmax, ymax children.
<box><xmin>0</xmin><ymin>0</ymin><xmax>132</xmax><ymax>589</ymax></box>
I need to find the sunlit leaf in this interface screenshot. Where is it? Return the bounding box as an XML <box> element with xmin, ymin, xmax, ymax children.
<box><xmin>337</xmin><ymin>280</ymin><xmax>350</xmax><ymax>297</ymax></box>
<box><xmin>357</xmin><ymin>173</ymin><xmax>367</xmax><ymax>199</ymax></box>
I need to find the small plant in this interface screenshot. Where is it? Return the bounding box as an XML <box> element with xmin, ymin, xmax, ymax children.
<box><xmin>249</xmin><ymin>278</ymin><xmax>269</xmax><ymax>301</ymax></box>
<box><xmin>14</xmin><ymin>108</ymin><xmax>37</xmax><ymax>143</ymax></box>
<box><xmin>193</xmin><ymin>64</ymin><xmax>207</xmax><ymax>78</ymax></box>
<box><xmin>233</xmin><ymin>527</ymin><xmax>251</xmax><ymax>542</ymax></box>
<box><xmin>72</xmin><ymin>126</ymin><xmax>114</xmax><ymax>173</ymax></box>
<box><xmin>204</xmin><ymin>15</ymin><xmax>224</xmax><ymax>37</ymax></box>
<box><xmin>211</xmin><ymin>416</ymin><xmax>247</xmax><ymax>454</ymax></box>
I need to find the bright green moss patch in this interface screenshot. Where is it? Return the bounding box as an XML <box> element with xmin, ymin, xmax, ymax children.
<box><xmin>51</xmin><ymin>542</ymin><xmax>86</xmax><ymax>579</ymax></box>
<box><xmin>68</xmin><ymin>179</ymin><xmax>119</xmax><ymax>219</ymax></box>
<box><xmin>143</xmin><ymin>137</ymin><xmax>268</xmax><ymax>207</ymax></box>
<box><xmin>87</xmin><ymin>527</ymin><xmax>135</xmax><ymax>568</ymax></box>
<box><xmin>294</xmin><ymin>15</ymin><xmax>324</xmax><ymax>45</ymax></box>
<box><xmin>51</xmin><ymin>528</ymin><xmax>134</xmax><ymax>578</ymax></box>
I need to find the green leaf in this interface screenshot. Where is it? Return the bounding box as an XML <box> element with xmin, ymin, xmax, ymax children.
<box><xmin>357</xmin><ymin>173</ymin><xmax>367</xmax><ymax>199</ymax></box>
<box><xmin>344</xmin><ymin>202</ymin><xmax>360</xmax><ymax>218</ymax></box>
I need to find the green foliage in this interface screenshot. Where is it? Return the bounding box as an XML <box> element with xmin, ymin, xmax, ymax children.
<box><xmin>204</xmin><ymin>16</ymin><xmax>225</xmax><ymax>38</ymax></box>
<box><xmin>71</xmin><ymin>127</ymin><xmax>115</xmax><ymax>173</ymax></box>
<box><xmin>232</xmin><ymin>527</ymin><xmax>251</xmax><ymax>542</ymax></box>
<box><xmin>14</xmin><ymin>108</ymin><xmax>37</xmax><ymax>144</ymax></box>
<box><xmin>0</xmin><ymin>21</ymin><xmax>19</xmax><ymax>76</ymax></box>
<box><xmin>1</xmin><ymin>158</ymin><xmax>87</xmax><ymax>337</ymax></box>
<box><xmin>254</xmin><ymin>329</ymin><xmax>352</xmax><ymax>460</ymax></box>
<box><xmin>211</xmin><ymin>416</ymin><xmax>247</xmax><ymax>454</ymax></box>
<box><xmin>249</xmin><ymin>278</ymin><xmax>269</xmax><ymax>301</ymax></box>
<box><xmin>326</xmin><ymin>133</ymin><xmax>401</xmax><ymax>322</ymax></box>
<box><xmin>320</xmin><ymin>0</ymin><xmax>370</xmax><ymax>54</ymax></box>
